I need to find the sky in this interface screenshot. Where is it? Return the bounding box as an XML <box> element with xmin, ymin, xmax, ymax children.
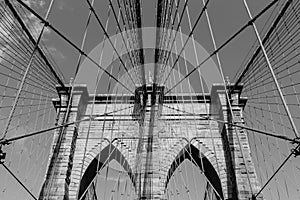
<box><xmin>1</xmin><ymin>0</ymin><xmax>300</xmax><ymax>200</ymax></box>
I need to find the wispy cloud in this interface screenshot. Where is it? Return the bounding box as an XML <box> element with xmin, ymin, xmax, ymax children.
<box><xmin>57</xmin><ymin>0</ymin><xmax>74</xmax><ymax>11</ymax></box>
<box><xmin>0</xmin><ymin>1</ymin><xmax>65</xmax><ymax>69</ymax></box>
<box><xmin>20</xmin><ymin>0</ymin><xmax>50</xmax><ymax>40</ymax></box>
<box><xmin>46</xmin><ymin>46</ymin><xmax>65</xmax><ymax>60</ymax></box>
<box><xmin>22</xmin><ymin>0</ymin><xmax>46</xmax><ymax>8</ymax></box>
<box><xmin>25</xmin><ymin>12</ymin><xmax>51</xmax><ymax>40</ymax></box>
<box><xmin>23</xmin><ymin>1</ymin><xmax>66</xmax><ymax>67</ymax></box>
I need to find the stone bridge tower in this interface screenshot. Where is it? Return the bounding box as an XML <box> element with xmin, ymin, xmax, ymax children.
<box><xmin>38</xmin><ymin>83</ymin><xmax>263</xmax><ymax>200</ymax></box>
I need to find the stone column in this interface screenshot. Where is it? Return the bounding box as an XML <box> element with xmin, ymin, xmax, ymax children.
<box><xmin>211</xmin><ymin>84</ymin><xmax>263</xmax><ymax>200</ymax></box>
<box><xmin>39</xmin><ymin>85</ymin><xmax>88</xmax><ymax>200</ymax></box>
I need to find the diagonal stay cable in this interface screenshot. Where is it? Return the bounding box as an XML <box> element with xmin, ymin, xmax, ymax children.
<box><xmin>45</xmin><ymin>0</ymin><xmax>101</xmax><ymax>195</ymax></box>
<box><xmin>77</xmin><ymin>140</ymin><xmax>129</xmax><ymax>200</ymax></box>
<box><xmin>232</xmin><ymin>0</ymin><xmax>283</xmax><ymax>83</ymax></box>
<box><xmin>85</xmin><ymin>0</ymin><xmax>138</xmax><ymax>86</ymax></box>
<box><xmin>165</xmin><ymin>0</ymin><xmax>281</xmax><ymax>95</ymax></box>
<box><xmin>4</xmin><ymin>0</ymin><xmax>65</xmax><ymax>88</ymax></box>
<box><xmin>9</xmin><ymin>2</ymin><xmax>65</xmax><ymax>86</ymax></box>
<box><xmin>73</xmin><ymin>0</ymin><xmax>95</xmax><ymax>77</ymax></box>
<box><xmin>234</xmin><ymin>0</ymin><xmax>293</xmax><ymax>86</ymax></box>
<box><xmin>3</xmin><ymin>2</ymin><xmax>66</xmax><ymax>85</ymax></box>
<box><xmin>254</xmin><ymin>143</ymin><xmax>300</xmax><ymax>198</ymax></box>
<box><xmin>13</xmin><ymin>0</ymin><xmax>134</xmax><ymax>94</ymax></box>
<box><xmin>204</xmin><ymin>0</ymin><xmax>254</xmax><ymax>193</ymax></box>
<box><xmin>77</xmin><ymin>8</ymin><xmax>125</xmax><ymax>197</ymax></box>
<box><xmin>242</xmin><ymin>0</ymin><xmax>299</xmax><ymax>140</ymax></box>
<box><xmin>1</xmin><ymin>0</ymin><xmax>56</xmax><ymax>141</ymax></box>
<box><xmin>0</xmin><ymin>105</ymin><xmax>134</xmax><ymax>145</ymax></box>
<box><xmin>162</xmin><ymin>104</ymin><xmax>299</xmax><ymax>144</ymax></box>
<box><xmin>1</xmin><ymin>163</ymin><xmax>37</xmax><ymax>200</ymax></box>
<box><xmin>162</xmin><ymin>0</ymin><xmax>211</xmax><ymax>85</ymax></box>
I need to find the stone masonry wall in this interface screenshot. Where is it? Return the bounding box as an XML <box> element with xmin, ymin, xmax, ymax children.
<box><xmin>39</xmin><ymin>84</ymin><xmax>263</xmax><ymax>200</ymax></box>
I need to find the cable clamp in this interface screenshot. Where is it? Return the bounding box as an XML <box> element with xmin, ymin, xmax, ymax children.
<box><xmin>292</xmin><ymin>137</ymin><xmax>300</xmax><ymax>144</ymax></box>
<box><xmin>291</xmin><ymin>146</ymin><xmax>300</xmax><ymax>157</ymax></box>
<box><xmin>0</xmin><ymin>147</ymin><xmax>6</xmax><ymax>164</ymax></box>
<box><xmin>41</xmin><ymin>21</ymin><xmax>50</xmax><ymax>27</ymax></box>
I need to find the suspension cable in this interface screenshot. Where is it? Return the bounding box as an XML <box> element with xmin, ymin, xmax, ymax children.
<box><xmin>108</xmin><ymin>0</ymin><xmax>143</xmax><ymax>85</ymax></box>
<box><xmin>165</xmin><ymin>0</ymin><xmax>281</xmax><ymax>95</ymax></box>
<box><xmin>13</xmin><ymin>0</ymin><xmax>134</xmax><ymax>94</ymax></box>
<box><xmin>242</xmin><ymin>0</ymin><xmax>299</xmax><ymax>139</ymax></box>
<box><xmin>85</xmin><ymin>0</ymin><xmax>139</xmax><ymax>86</ymax></box>
<box><xmin>158</xmin><ymin>0</ymin><xmax>189</xmax><ymax>83</ymax></box>
<box><xmin>162</xmin><ymin>104</ymin><xmax>299</xmax><ymax>144</ymax></box>
<box><xmin>1</xmin><ymin>0</ymin><xmax>56</xmax><ymax>141</ymax></box>
<box><xmin>3</xmin><ymin>0</ymin><xmax>65</xmax><ymax>88</ymax></box>
<box><xmin>1</xmin><ymin>164</ymin><xmax>37</xmax><ymax>200</ymax></box>
<box><xmin>162</xmin><ymin>0</ymin><xmax>210</xmax><ymax>85</ymax></box>
<box><xmin>254</xmin><ymin>143</ymin><xmax>300</xmax><ymax>198</ymax></box>
<box><xmin>0</xmin><ymin>105</ymin><xmax>134</xmax><ymax>145</ymax></box>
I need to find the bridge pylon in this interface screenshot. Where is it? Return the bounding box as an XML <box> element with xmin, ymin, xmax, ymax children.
<box><xmin>38</xmin><ymin>83</ymin><xmax>263</xmax><ymax>200</ymax></box>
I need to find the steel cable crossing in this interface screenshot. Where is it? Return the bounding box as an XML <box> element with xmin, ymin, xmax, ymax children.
<box><xmin>158</xmin><ymin>1</ymin><xmax>291</xmax><ymax>197</ymax></box>
<box><xmin>164</xmin><ymin>0</ymin><xmax>282</xmax><ymax>95</ymax></box>
<box><xmin>1</xmin><ymin>0</ymin><xmax>300</xmax><ymax>200</ymax></box>
<box><xmin>0</xmin><ymin>0</ymin><xmax>65</xmax><ymax>199</ymax></box>
<box><xmin>161</xmin><ymin>1</ymin><xmax>224</xmax><ymax>198</ymax></box>
<box><xmin>233</xmin><ymin>0</ymin><xmax>300</xmax><ymax>198</ymax></box>
<box><xmin>0</xmin><ymin>0</ymin><xmax>137</xmax><ymax>199</ymax></box>
<box><xmin>12</xmin><ymin>0</ymin><xmax>135</xmax><ymax>94</ymax></box>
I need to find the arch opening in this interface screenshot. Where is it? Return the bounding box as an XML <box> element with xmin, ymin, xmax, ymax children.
<box><xmin>165</xmin><ymin>144</ymin><xmax>223</xmax><ymax>200</ymax></box>
<box><xmin>78</xmin><ymin>144</ymin><xmax>136</xmax><ymax>199</ymax></box>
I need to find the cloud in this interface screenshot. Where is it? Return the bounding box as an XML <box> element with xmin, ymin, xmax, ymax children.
<box><xmin>22</xmin><ymin>0</ymin><xmax>46</xmax><ymax>8</ymax></box>
<box><xmin>0</xmin><ymin>0</ymin><xmax>49</xmax><ymax>40</ymax></box>
<box><xmin>57</xmin><ymin>0</ymin><xmax>73</xmax><ymax>11</ymax></box>
<box><xmin>57</xmin><ymin>0</ymin><xmax>65</xmax><ymax>10</ymax></box>
<box><xmin>47</xmin><ymin>46</ymin><xmax>65</xmax><ymax>60</ymax></box>
<box><xmin>19</xmin><ymin>1</ymin><xmax>51</xmax><ymax>40</ymax></box>
<box><xmin>25</xmin><ymin>12</ymin><xmax>51</xmax><ymax>40</ymax></box>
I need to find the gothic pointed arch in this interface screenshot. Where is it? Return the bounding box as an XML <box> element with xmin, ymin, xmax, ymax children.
<box><xmin>78</xmin><ymin>144</ymin><xmax>135</xmax><ymax>199</ymax></box>
<box><xmin>165</xmin><ymin>144</ymin><xmax>224</xmax><ymax>200</ymax></box>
